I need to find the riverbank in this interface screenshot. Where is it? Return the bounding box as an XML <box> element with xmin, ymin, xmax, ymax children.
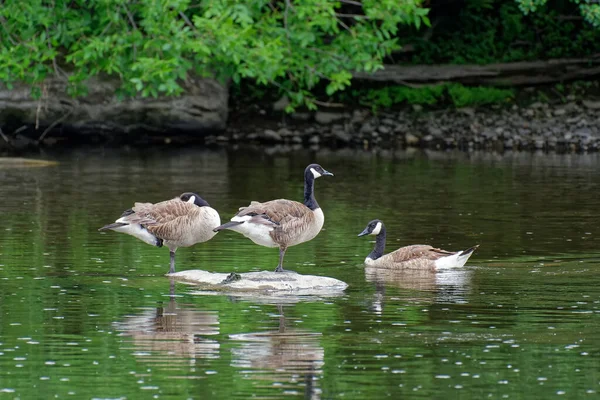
<box><xmin>226</xmin><ymin>97</ymin><xmax>600</xmax><ymax>153</ymax></box>
<box><xmin>2</xmin><ymin>95</ymin><xmax>600</xmax><ymax>154</ymax></box>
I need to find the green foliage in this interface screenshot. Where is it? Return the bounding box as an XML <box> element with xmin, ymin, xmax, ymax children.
<box><xmin>515</xmin><ymin>0</ymin><xmax>600</xmax><ymax>27</ymax></box>
<box><xmin>0</xmin><ymin>0</ymin><xmax>430</xmax><ymax>108</ymax></box>
<box><xmin>446</xmin><ymin>84</ymin><xmax>514</xmax><ymax>107</ymax></box>
<box><xmin>353</xmin><ymin>83</ymin><xmax>514</xmax><ymax>110</ymax></box>
<box><xmin>404</xmin><ymin>1</ymin><xmax>600</xmax><ymax>65</ymax></box>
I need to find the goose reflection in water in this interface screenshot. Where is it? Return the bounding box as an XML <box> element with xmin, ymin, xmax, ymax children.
<box><xmin>115</xmin><ymin>281</ymin><xmax>220</xmax><ymax>367</ymax></box>
<box><xmin>365</xmin><ymin>267</ymin><xmax>474</xmax><ymax>314</ymax></box>
<box><xmin>230</xmin><ymin>305</ymin><xmax>323</xmax><ymax>400</ymax></box>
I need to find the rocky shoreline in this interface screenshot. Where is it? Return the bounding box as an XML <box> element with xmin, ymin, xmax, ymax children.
<box><xmin>2</xmin><ymin>97</ymin><xmax>600</xmax><ymax>154</ymax></box>
<box><xmin>224</xmin><ymin>98</ymin><xmax>600</xmax><ymax>152</ymax></box>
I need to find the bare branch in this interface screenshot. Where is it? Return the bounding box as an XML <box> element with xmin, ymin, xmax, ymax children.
<box><xmin>0</xmin><ymin>127</ymin><xmax>11</xmax><ymax>146</ymax></box>
<box><xmin>123</xmin><ymin>5</ymin><xmax>138</xmax><ymax>30</ymax></box>
<box><xmin>179</xmin><ymin>11</ymin><xmax>196</xmax><ymax>31</ymax></box>
<box><xmin>284</xmin><ymin>0</ymin><xmax>292</xmax><ymax>41</ymax></box>
<box><xmin>308</xmin><ymin>47</ymin><xmax>351</xmax><ymax>62</ymax></box>
<box><xmin>284</xmin><ymin>0</ymin><xmax>289</xmax><ymax>32</ymax></box>
<box><xmin>100</xmin><ymin>20</ymin><xmax>114</xmax><ymax>36</ymax></box>
<box><xmin>338</xmin><ymin>0</ymin><xmax>363</xmax><ymax>6</ymax></box>
<box><xmin>312</xmin><ymin>99</ymin><xmax>345</xmax><ymax>108</ymax></box>
<box><xmin>336</xmin><ymin>17</ymin><xmax>352</xmax><ymax>33</ymax></box>
<box><xmin>38</xmin><ymin>110</ymin><xmax>73</xmax><ymax>143</ymax></box>
<box><xmin>335</xmin><ymin>13</ymin><xmax>371</xmax><ymax>19</ymax></box>
<box><xmin>46</xmin><ymin>28</ymin><xmax>61</xmax><ymax>78</ymax></box>
<box><xmin>0</xmin><ymin>16</ymin><xmax>17</xmax><ymax>45</ymax></box>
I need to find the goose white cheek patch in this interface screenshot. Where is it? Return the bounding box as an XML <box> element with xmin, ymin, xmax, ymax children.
<box><xmin>310</xmin><ymin>168</ymin><xmax>322</xmax><ymax>178</ymax></box>
<box><xmin>186</xmin><ymin>196</ymin><xmax>196</xmax><ymax>204</ymax></box>
<box><xmin>371</xmin><ymin>222</ymin><xmax>382</xmax><ymax>235</ymax></box>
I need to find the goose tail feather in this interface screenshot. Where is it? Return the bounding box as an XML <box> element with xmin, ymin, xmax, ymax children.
<box><xmin>98</xmin><ymin>222</ymin><xmax>127</xmax><ymax>231</ymax></box>
<box><xmin>213</xmin><ymin>221</ymin><xmax>244</xmax><ymax>232</ymax></box>
<box><xmin>435</xmin><ymin>244</ymin><xmax>479</xmax><ymax>270</ymax></box>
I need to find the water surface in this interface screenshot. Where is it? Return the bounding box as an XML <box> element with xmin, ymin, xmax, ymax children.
<box><xmin>1</xmin><ymin>147</ymin><xmax>600</xmax><ymax>399</ymax></box>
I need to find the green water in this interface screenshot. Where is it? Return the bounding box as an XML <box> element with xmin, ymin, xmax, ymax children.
<box><xmin>1</xmin><ymin>147</ymin><xmax>600</xmax><ymax>399</ymax></box>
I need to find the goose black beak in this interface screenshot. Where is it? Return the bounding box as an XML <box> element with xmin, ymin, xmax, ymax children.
<box><xmin>357</xmin><ymin>228</ymin><xmax>370</xmax><ymax>237</ymax></box>
<box><xmin>323</xmin><ymin>170</ymin><xmax>334</xmax><ymax>177</ymax></box>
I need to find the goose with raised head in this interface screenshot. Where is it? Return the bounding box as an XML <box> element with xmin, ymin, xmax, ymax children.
<box><xmin>99</xmin><ymin>192</ymin><xmax>221</xmax><ymax>274</ymax></box>
<box><xmin>213</xmin><ymin>163</ymin><xmax>333</xmax><ymax>272</ymax></box>
<box><xmin>358</xmin><ymin>219</ymin><xmax>478</xmax><ymax>270</ymax></box>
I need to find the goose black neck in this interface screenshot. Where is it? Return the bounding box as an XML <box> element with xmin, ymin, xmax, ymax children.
<box><xmin>303</xmin><ymin>170</ymin><xmax>319</xmax><ymax>210</ymax></box>
<box><xmin>368</xmin><ymin>225</ymin><xmax>386</xmax><ymax>260</ymax></box>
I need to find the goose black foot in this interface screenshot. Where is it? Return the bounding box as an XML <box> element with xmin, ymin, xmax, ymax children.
<box><xmin>221</xmin><ymin>272</ymin><xmax>242</xmax><ymax>284</ymax></box>
<box><xmin>274</xmin><ymin>265</ymin><xmax>291</xmax><ymax>273</ymax></box>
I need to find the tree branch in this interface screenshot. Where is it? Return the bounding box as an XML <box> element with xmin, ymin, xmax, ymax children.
<box><xmin>335</xmin><ymin>17</ymin><xmax>352</xmax><ymax>33</ymax></box>
<box><xmin>312</xmin><ymin>99</ymin><xmax>345</xmax><ymax>108</ymax></box>
<box><xmin>338</xmin><ymin>0</ymin><xmax>364</xmax><ymax>6</ymax></box>
<box><xmin>0</xmin><ymin>16</ymin><xmax>17</xmax><ymax>45</ymax></box>
<box><xmin>123</xmin><ymin>5</ymin><xmax>138</xmax><ymax>30</ymax></box>
<box><xmin>0</xmin><ymin>127</ymin><xmax>11</xmax><ymax>146</ymax></box>
<box><xmin>284</xmin><ymin>0</ymin><xmax>291</xmax><ymax>39</ymax></box>
<box><xmin>335</xmin><ymin>13</ymin><xmax>371</xmax><ymax>19</ymax></box>
<box><xmin>37</xmin><ymin>110</ymin><xmax>73</xmax><ymax>143</ymax></box>
<box><xmin>179</xmin><ymin>11</ymin><xmax>196</xmax><ymax>31</ymax></box>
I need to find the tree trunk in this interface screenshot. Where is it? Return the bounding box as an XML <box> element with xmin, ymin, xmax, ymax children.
<box><xmin>353</xmin><ymin>57</ymin><xmax>600</xmax><ymax>86</ymax></box>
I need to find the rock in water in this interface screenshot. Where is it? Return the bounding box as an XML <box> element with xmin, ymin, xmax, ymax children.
<box><xmin>169</xmin><ymin>269</ymin><xmax>348</xmax><ymax>293</ymax></box>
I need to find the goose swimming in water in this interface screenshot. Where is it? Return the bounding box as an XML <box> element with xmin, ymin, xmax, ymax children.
<box><xmin>213</xmin><ymin>163</ymin><xmax>333</xmax><ymax>272</ymax></box>
<box><xmin>358</xmin><ymin>219</ymin><xmax>478</xmax><ymax>270</ymax></box>
<box><xmin>99</xmin><ymin>192</ymin><xmax>221</xmax><ymax>274</ymax></box>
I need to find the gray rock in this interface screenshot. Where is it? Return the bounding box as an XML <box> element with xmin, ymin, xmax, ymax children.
<box><xmin>170</xmin><ymin>269</ymin><xmax>348</xmax><ymax>293</ymax></box>
<box><xmin>583</xmin><ymin>100</ymin><xmax>600</xmax><ymax>110</ymax></box>
<box><xmin>290</xmin><ymin>112</ymin><xmax>312</xmax><ymax>121</ymax></box>
<box><xmin>315</xmin><ymin>111</ymin><xmax>345</xmax><ymax>124</ymax></box>
<box><xmin>261</xmin><ymin>129</ymin><xmax>282</xmax><ymax>141</ymax></box>
<box><xmin>273</xmin><ymin>95</ymin><xmax>290</xmax><ymax>111</ymax></box>
<box><xmin>1</xmin><ymin>76</ymin><xmax>228</xmax><ymax>134</ymax></box>
<box><xmin>378</xmin><ymin>125</ymin><xmax>392</xmax><ymax>135</ymax></box>
<box><xmin>333</xmin><ymin>131</ymin><xmax>352</xmax><ymax>143</ymax></box>
<box><xmin>458</xmin><ymin>107</ymin><xmax>475</xmax><ymax>117</ymax></box>
<box><xmin>428</xmin><ymin>127</ymin><xmax>444</xmax><ymax>137</ymax></box>
<box><xmin>405</xmin><ymin>133</ymin><xmax>420</xmax><ymax>145</ymax></box>
<box><xmin>360</xmin><ymin>122</ymin><xmax>375</xmax><ymax>135</ymax></box>
<box><xmin>553</xmin><ymin>108</ymin><xmax>567</xmax><ymax>116</ymax></box>
<box><xmin>412</xmin><ymin>104</ymin><xmax>423</xmax><ymax>112</ymax></box>
<box><xmin>277</xmin><ymin>128</ymin><xmax>293</xmax><ymax>137</ymax></box>
<box><xmin>291</xmin><ymin>136</ymin><xmax>302</xmax><ymax>144</ymax></box>
<box><xmin>529</xmin><ymin>102</ymin><xmax>544</xmax><ymax>109</ymax></box>
<box><xmin>574</xmin><ymin>127</ymin><xmax>593</xmax><ymax>138</ymax></box>
<box><xmin>381</xmin><ymin>118</ymin><xmax>395</xmax><ymax>126</ymax></box>
<box><xmin>308</xmin><ymin>135</ymin><xmax>320</xmax><ymax>144</ymax></box>
<box><xmin>350</xmin><ymin>109</ymin><xmax>369</xmax><ymax>124</ymax></box>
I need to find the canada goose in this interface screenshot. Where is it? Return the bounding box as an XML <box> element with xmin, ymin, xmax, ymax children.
<box><xmin>99</xmin><ymin>192</ymin><xmax>220</xmax><ymax>274</ymax></box>
<box><xmin>213</xmin><ymin>163</ymin><xmax>333</xmax><ymax>272</ymax></box>
<box><xmin>358</xmin><ymin>219</ymin><xmax>478</xmax><ymax>270</ymax></box>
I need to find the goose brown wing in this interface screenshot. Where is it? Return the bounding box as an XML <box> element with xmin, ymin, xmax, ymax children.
<box><xmin>389</xmin><ymin>245</ymin><xmax>454</xmax><ymax>263</ymax></box>
<box><xmin>141</xmin><ymin>201</ymin><xmax>203</xmax><ymax>241</ymax></box>
<box><xmin>236</xmin><ymin>199</ymin><xmax>309</xmax><ymax>226</ymax></box>
<box><xmin>125</xmin><ymin>198</ymin><xmax>196</xmax><ymax>227</ymax></box>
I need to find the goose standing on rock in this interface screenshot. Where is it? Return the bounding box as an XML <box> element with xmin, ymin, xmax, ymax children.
<box><xmin>213</xmin><ymin>164</ymin><xmax>333</xmax><ymax>273</ymax></box>
<box><xmin>358</xmin><ymin>219</ymin><xmax>478</xmax><ymax>270</ymax></box>
<box><xmin>99</xmin><ymin>192</ymin><xmax>221</xmax><ymax>274</ymax></box>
